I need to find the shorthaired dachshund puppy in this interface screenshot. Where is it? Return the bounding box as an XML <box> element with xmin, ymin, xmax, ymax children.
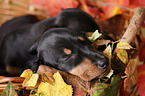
<box><xmin>0</xmin><ymin>8</ymin><xmax>110</xmax><ymax>81</ymax></box>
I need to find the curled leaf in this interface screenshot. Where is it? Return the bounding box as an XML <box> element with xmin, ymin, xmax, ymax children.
<box><xmin>125</xmin><ymin>59</ymin><xmax>138</xmax><ymax>76</ymax></box>
<box><xmin>103</xmin><ymin>45</ymin><xmax>112</xmax><ymax>65</ymax></box>
<box><xmin>117</xmin><ymin>49</ymin><xmax>128</xmax><ymax>64</ymax></box>
<box><xmin>88</xmin><ymin>30</ymin><xmax>102</xmax><ymax>42</ymax></box>
<box><xmin>124</xmin><ymin>58</ymin><xmax>138</xmax><ymax>93</ymax></box>
<box><xmin>95</xmin><ymin>39</ymin><xmax>111</xmax><ymax>46</ymax></box>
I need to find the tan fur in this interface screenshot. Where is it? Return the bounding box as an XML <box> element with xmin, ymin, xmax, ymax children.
<box><xmin>69</xmin><ymin>58</ymin><xmax>109</xmax><ymax>81</ymax></box>
<box><xmin>6</xmin><ymin>65</ymin><xmax>20</xmax><ymax>74</ymax></box>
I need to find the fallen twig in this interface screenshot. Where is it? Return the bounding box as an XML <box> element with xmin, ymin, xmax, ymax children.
<box><xmin>120</xmin><ymin>7</ymin><xmax>145</xmax><ymax>43</ymax></box>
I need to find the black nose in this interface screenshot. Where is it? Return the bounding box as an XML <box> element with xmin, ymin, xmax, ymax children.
<box><xmin>96</xmin><ymin>56</ymin><xmax>109</xmax><ymax>69</ymax></box>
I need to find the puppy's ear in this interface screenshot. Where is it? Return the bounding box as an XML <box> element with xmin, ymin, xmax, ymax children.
<box><xmin>29</xmin><ymin>43</ymin><xmax>38</xmax><ymax>55</ymax></box>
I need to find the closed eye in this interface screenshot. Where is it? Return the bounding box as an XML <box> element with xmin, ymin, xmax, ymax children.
<box><xmin>60</xmin><ymin>55</ymin><xmax>71</xmax><ymax>64</ymax></box>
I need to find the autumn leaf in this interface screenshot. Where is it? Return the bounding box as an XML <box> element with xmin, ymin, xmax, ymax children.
<box><xmin>42</xmin><ymin>71</ymin><xmax>54</xmax><ymax>85</ymax></box>
<box><xmin>88</xmin><ymin>30</ymin><xmax>102</xmax><ymax>42</ymax></box>
<box><xmin>139</xmin><ymin>38</ymin><xmax>145</xmax><ymax>61</ymax></box>
<box><xmin>1</xmin><ymin>81</ymin><xmax>18</xmax><ymax>96</ymax></box>
<box><xmin>117</xmin><ymin>42</ymin><xmax>133</xmax><ymax>49</ymax></box>
<box><xmin>37</xmin><ymin>72</ymin><xmax>73</xmax><ymax>96</ymax></box>
<box><xmin>98</xmin><ymin>0</ymin><xmax>129</xmax><ymax>20</ymax></box>
<box><xmin>137</xmin><ymin>64</ymin><xmax>145</xmax><ymax>96</ymax></box>
<box><xmin>92</xmin><ymin>83</ymin><xmax>110</xmax><ymax>96</ymax></box>
<box><xmin>95</xmin><ymin>39</ymin><xmax>111</xmax><ymax>46</ymax></box>
<box><xmin>103</xmin><ymin>45</ymin><xmax>112</xmax><ymax>65</ymax></box>
<box><xmin>92</xmin><ymin>75</ymin><xmax>121</xmax><ymax>96</ymax></box>
<box><xmin>130</xmin><ymin>0</ymin><xmax>145</xmax><ymax>8</ymax></box>
<box><xmin>116</xmin><ymin>49</ymin><xmax>128</xmax><ymax>64</ymax></box>
<box><xmin>20</xmin><ymin>69</ymin><xmax>33</xmax><ymax>78</ymax></box>
<box><xmin>20</xmin><ymin>69</ymin><xmax>39</xmax><ymax>87</ymax></box>
<box><xmin>32</xmin><ymin>0</ymin><xmax>79</xmax><ymax>17</ymax></box>
<box><xmin>25</xmin><ymin>74</ymin><xmax>39</xmax><ymax>87</ymax></box>
<box><xmin>125</xmin><ymin>59</ymin><xmax>138</xmax><ymax>76</ymax></box>
<box><xmin>124</xmin><ymin>59</ymin><xmax>138</xmax><ymax>93</ymax></box>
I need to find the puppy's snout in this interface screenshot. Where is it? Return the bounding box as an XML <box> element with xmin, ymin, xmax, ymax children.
<box><xmin>96</xmin><ymin>57</ymin><xmax>109</xmax><ymax>69</ymax></box>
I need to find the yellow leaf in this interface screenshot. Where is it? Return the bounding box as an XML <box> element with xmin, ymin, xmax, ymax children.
<box><xmin>38</xmin><ymin>72</ymin><xmax>73</xmax><ymax>96</ymax></box>
<box><xmin>103</xmin><ymin>45</ymin><xmax>112</xmax><ymax>64</ymax></box>
<box><xmin>20</xmin><ymin>69</ymin><xmax>33</xmax><ymax>78</ymax></box>
<box><xmin>117</xmin><ymin>42</ymin><xmax>133</xmax><ymax>49</ymax></box>
<box><xmin>25</xmin><ymin>74</ymin><xmax>39</xmax><ymax>87</ymax></box>
<box><xmin>20</xmin><ymin>69</ymin><xmax>33</xmax><ymax>87</ymax></box>
<box><xmin>20</xmin><ymin>69</ymin><xmax>39</xmax><ymax>87</ymax></box>
<box><xmin>117</xmin><ymin>49</ymin><xmax>128</xmax><ymax>64</ymax></box>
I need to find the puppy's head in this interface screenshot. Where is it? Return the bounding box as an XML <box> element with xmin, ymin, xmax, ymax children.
<box><xmin>30</xmin><ymin>28</ymin><xmax>109</xmax><ymax>81</ymax></box>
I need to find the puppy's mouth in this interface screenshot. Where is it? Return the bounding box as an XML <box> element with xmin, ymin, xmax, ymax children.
<box><xmin>69</xmin><ymin>58</ymin><xmax>109</xmax><ymax>81</ymax></box>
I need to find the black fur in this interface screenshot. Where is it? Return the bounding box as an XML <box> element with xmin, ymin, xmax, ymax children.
<box><xmin>0</xmin><ymin>8</ymin><xmax>109</xmax><ymax>76</ymax></box>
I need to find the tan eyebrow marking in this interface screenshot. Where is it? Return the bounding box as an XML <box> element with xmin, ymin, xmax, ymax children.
<box><xmin>78</xmin><ymin>36</ymin><xmax>85</xmax><ymax>41</ymax></box>
<box><xmin>64</xmin><ymin>48</ymin><xmax>72</xmax><ymax>55</ymax></box>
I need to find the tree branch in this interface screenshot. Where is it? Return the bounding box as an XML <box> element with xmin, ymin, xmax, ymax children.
<box><xmin>120</xmin><ymin>7</ymin><xmax>145</xmax><ymax>43</ymax></box>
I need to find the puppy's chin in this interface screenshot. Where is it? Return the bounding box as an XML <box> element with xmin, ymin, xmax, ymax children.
<box><xmin>69</xmin><ymin>58</ymin><xmax>109</xmax><ymax>81</ymax></box>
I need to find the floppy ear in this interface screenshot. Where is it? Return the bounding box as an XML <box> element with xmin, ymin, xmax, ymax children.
<box><xmin>29</xmin><ymin>43</ymin><xmax>38</xmax><ymax>55</ymax></box>
<box><xmin>31</xmin><ymin>17</ymin><xmax>56</xmax><ymax>35</ymax></box>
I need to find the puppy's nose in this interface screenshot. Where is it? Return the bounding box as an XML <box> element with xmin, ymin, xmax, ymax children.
<box><xmin>97</xmin><ymin>57</ymin><xmax>109</xmax><ymax>69</ymax></box>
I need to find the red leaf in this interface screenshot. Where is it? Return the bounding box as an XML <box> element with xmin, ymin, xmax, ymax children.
<box><xmin>130</xmin><ymin>0</ymin><xmax>145</xmax><ymax>8</ymax></box>
<box><xmin>139</xmin><ymin>38</ymin><xmax>145</xmax><ymax>61</ymax></box>
<box><xmin>137</xmin><ymin>64</ymin><xmax>145</xmax><ymax>96</ymax></box>
<box><xmin>32</xmin><ymin>0</ymin><xmax>79</xmax><ymax>17</ymax></box>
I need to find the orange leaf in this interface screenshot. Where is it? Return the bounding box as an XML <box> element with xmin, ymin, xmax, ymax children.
<box><xmin>124</xmin><ymin>59</ymin><xmax>138</xmax><ymax>92</ymax></box>
<box><xmin>99</xmin><ymin>0</ymin><xmax>129</xmax><ymax>20</ymax></box>
<box><xmin>125</xmin><ymin>59</ymin><xmax>138</xmax><ymax>76</ymax></box>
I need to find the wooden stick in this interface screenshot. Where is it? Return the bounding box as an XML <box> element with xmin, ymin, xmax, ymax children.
<box><xmin>0</xmin><ymin>76</ymin><xmax>24</xmax><ymax>83</ymax></box>
<box><xmin>0</xmin><ymin>83</ymin><xmax>22</xmax><ymax>88</ymax></box>
<box><xmin>120</xmin><ymin>7</ymin><xmax>145</xmax><ymax>43</ymax></box>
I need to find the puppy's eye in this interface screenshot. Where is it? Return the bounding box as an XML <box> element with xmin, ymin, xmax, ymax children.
<box><xmin>64</xmin><ymin>48</ymin><xmax>72</xmax><ymax>55</ymax></box>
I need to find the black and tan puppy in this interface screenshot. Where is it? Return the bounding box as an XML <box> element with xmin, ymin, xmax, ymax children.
<box><xmin>0</xmin><ymin>8</ymin><xmax>109</xmax><ymax>81</ymax></box>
